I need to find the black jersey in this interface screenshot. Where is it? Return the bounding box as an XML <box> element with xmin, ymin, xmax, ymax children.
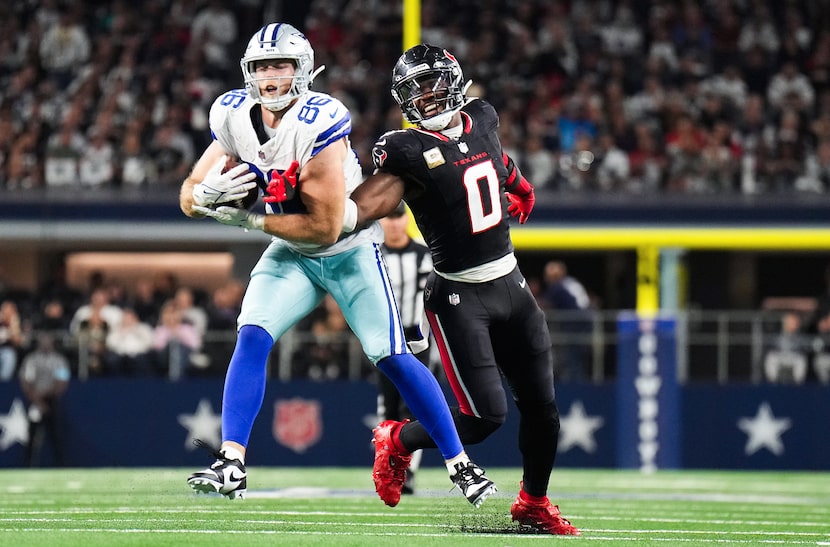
<box><xmin>372</xmin><ymin>99</ymin><xmax>514</xmax><ymax>274</ymax></box>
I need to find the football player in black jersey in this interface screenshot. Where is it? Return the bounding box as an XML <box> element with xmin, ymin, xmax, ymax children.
<box><xmin>345</xmin><ymin>44</ymin><xmax>579</xmax><ymax>535</ymax></box>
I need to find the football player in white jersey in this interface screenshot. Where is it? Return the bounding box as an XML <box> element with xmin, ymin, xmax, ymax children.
<box><xmin>179</xmin><ymin>23</ymin><xmax>495</xmax><ymax>508</ymax></box>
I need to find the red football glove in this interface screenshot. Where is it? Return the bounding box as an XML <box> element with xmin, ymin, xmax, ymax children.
<box><xmin>264</xmin><ymin>160</ymin><xmax>299</xmax><ymax>203</ymax></box>
<box><xmin>506</xmin><ymin>188</ymin><xmax>535</xmax><ymax>224</ymax></box>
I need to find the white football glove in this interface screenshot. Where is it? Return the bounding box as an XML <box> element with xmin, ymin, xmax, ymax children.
<box><xmin>192</xmin><ymin>155</ymin><xmax>258</xmax><ymax>207</ymax></box>
<box><xmin>193</xmin><ymin>205</ymin><xmax>265</xmax><ymax>231</ymax></box>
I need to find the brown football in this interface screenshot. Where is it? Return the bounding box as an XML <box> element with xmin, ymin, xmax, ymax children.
<box><xmin>222</xmin><ymin>157</ymin><xmax>259</xmax><ymax>210</ymax></box>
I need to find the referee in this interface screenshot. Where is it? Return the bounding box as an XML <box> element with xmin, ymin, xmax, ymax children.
<box><xmin>377</xmin><ymin>202</ymin><xmax>434</xmax><ymax>494</ymax></box>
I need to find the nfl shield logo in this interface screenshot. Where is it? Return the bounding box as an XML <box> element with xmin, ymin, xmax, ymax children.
<box><xmin>273</xmin><ymin>398</ymin><xmax>322</xmax><ymax>453</ymax></box>
<box><xmin>449</xmin><ymin>293</ymin><xmax>460</xmax><ymax>306</ymax></box>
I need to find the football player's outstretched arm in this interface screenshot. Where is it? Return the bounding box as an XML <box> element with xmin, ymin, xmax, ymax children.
<box><xmin>348</xmin><ymin>171</ymin><xmax>406</xmax><ymax>230</ymax></box>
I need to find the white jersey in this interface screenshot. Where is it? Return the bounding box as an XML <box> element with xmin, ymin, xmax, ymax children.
<box><xmin>209</xmin><ymin>89</ymin><xmax>382</xmax><ymax>256</ymax></box>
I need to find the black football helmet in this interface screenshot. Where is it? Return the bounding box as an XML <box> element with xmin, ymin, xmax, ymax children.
<box><xmin>391</xmin><ymin>44</ymin><xmax>468</xmax><ymax>130</ymax></box>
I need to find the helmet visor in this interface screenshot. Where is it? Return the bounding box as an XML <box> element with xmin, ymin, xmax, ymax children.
<box><xmin>395</xmin><ymin>72</ymin><xmax>452</xmax><ymax>104</ymax></box>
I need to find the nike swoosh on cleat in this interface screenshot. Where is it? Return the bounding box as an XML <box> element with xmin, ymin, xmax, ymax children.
<box><xmin>519</xmin><ymin>278</ymin><xmax>527</xmax><ymax>288</ymax></box>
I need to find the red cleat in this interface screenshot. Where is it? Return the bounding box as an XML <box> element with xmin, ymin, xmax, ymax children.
<box><xmin>511</xmin><ymin>492</ymin><xmax>580</xmax><ymax>535</ymax></box>
<box><xmin>372</xmin><ymin>419</ymin><xmax>412</xmax><ymax>507</ymax></box>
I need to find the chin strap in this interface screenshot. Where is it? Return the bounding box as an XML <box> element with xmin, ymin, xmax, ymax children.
<box><xmin>309</xmin><ymin>65</ymin><xmax>326</xmax><ymax>81</ymax></box>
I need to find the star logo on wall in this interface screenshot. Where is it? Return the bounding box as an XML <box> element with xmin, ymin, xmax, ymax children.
<box><xmin>178</xmin><ymin>399</ymin><xmax>222</xmax><ymax>450</ymax></box>
<box><xmin>737</xmin><ymin>402</ymin><xmax>792</xmax><ymax>456</ymax></box>
<box><xmin>0</xmin><ymin>398</ymin><xmax>29</xmax><ymax>450</ymax></box>
<box><xmin>558</xmin><ymin>400</ymin><xmax>604</xmax><ymax>453</ymax></box>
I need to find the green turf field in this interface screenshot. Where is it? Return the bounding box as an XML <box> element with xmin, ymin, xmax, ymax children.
<box><xmin>1</xmin><ymin>467</ymin><xmax>828</xmax><ymax>546</ymax></box>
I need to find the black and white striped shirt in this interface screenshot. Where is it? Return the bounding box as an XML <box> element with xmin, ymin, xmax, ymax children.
<box><xmin>381</xmin><ymin>238</ymin><xmax>432</xmax><ymax>336</ymax></box>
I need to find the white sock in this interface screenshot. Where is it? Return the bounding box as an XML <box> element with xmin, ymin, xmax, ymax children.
<box><xmin>409</xmin><ymin>449</ymin><xmax>423</xmax><ymax>473</ymax></box>
<box><xmin>445</xmin><ymin>451</ymin><xmax>470</xmax><ymax>475</ymax></box>
<box><xmin>221</xmin><ymin>446</ymin><xmax>245</xmax><ymax>464</ymax></box>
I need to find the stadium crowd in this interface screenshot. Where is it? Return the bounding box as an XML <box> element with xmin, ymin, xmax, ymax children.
<box><xmin>0</xmin><ymin>0</ymin><xmax>829</xmax><ymax>195</ymax></box>
<box><xmin>3</xmin><ymin>0</ymin><xmax>830</xmax><ymax>382</ymax></box>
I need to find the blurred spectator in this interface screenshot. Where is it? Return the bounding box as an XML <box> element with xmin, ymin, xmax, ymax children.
<box><xmin>0</xmin><ymin>0</ymin><xmax>828</xmax><ymax>199</ymax></box>
<box><xmin>297</xmin><ymin>294</ymin><xmax>351</xmax><ymax>381</ymax></box>
<box><xmin>188</xmin><ymin>0</ymin><xmax>238</xmax><ymax>79</ymax></box>
<box><xmin>32</xmin><ymin>298</ymin><xmax>72</xmax><ymax>358</ymax></box>
<box><xmin>806</xmin><ymin>30</ymin><xmax>830</xmax><ymax>94</ymax></box>
<box><xmin>812</xmin><ymin>308</ymin><xmax>830</xmax><ymax>384</ymax></box>
<box><xmin>768</xmin><ymin>61</ymin><xmax>815</xmax><ymax>113</ymax></box>
<box><xmin>172</xmin><ymin>286</ymin><xmax>208</xmax><ymax>337</ymax></box>
<box><xmin>557</xmin><ymin>131</ymin><xmax>597</xmax><ymax>191</ymax></box>
<box><xmin>599</xmin><ymin>3</ymin><xmax>643</xmax><ymax>61</ymax></box>
<box><xmin>542</xmin><ymin>260</ymin><xmax>593</xmax><ymax>382</ymax></box>
<box><xmin>806</xmin><ymin>264</ymin><xmax>830</xmax><ymax>335</ymax></box>
<box><xmin>763</xmin><ymin>108</ymin><xmax>809</xmax><ymax>193</ymax></box>
<box><xmin>558</xmin><ymin>96</ymin><xmax>597</xmax><ymax>154</ymax></box>
<box><xmin>709</xmin><ymin>2</ymin><xmax>742</xmax><ymax>73</ymax></box>
<box><xmin>737</xmin><ymin>5</ymin><xmax>780</xmax><ymax>61</ymax></box>
<box><xmin>796</xmin><ymin>138</ymin><xmax>830</xmax><ymax>192</ymax></box>
<box><xmin>34</xmin><ymin>298</ymin><xmax>70</xmax><ymax>332</ymax></box>
<box><xmin>38</xmin><ymin>5</ymin><xmax>90</xmax><ymax>89</ymax></box>
<box><xmin>148</xmin><ymin>123</ymin><xmax>193</xmax><ymax>187</ymax></box>
<box><xmin>735</xmin><ymin>94</ymin><xmax>769</xmax><ymax>193</ymax></box>
<box><xmin>740</xmin><ymin>45</ymin><xmax>774</xmax><ymax>97</ymax></box>
<box><xmin>153</xmin><ymin>300</ymin><xmax>202</xmax><ymax>381</ymax></box>
<box><xmin>625</xmin><ymin>75</ymin><xmax>667</xmax><ymax>123</ymax></box>
<box><xmin>763</xmin><ymin>311</ymin><xmax>810</xmax><ymax>384</ymax></box>
<box><xmin>7</xmin><ymin>123</ymin><xmax>43</xmax><ymax>190</ymax></box>
<box><xmin>130</xmin><ymin>277</ymin><xmax>161</xmax><ymax>325</ymax></box>
<box><xmin>69</xmin><ymin>287</ymin><xmax>122</xmax><ymax>335</ymax></box>
<box><xmin>70</xmin><ymin>287</ymin><xmax>122</xmax><ymax>378</ymax></box>
<box><xmin>202</xmin><ymin>281</ymin><xmax>244</xmax><ymax>375</ymax></box>
<box><xmin>523</xmin><ymin>135</ymin><xmax>556</xmax><ymax>190</ymax></box>
<box><xmin>206</xmin><ymin>281</ymin><xmax>242</xmax><ymax>331</ymax></box>
<box><xmin>627</xmin><ymin>121</ymin><xmax>668</xmax><ymax>193</ymax></box>
<box><xmin>105</xmin><ymin>308</ymin><xmax>155</xmax><ymax>376</ymax></box>
<box><xmin>36</xmin><ymin>262</ymin><xmax>82</xmax><ymax>315</ymax></box>
<box><xmin>595</xmin><ymin>132</ymin><xmax>630</xmax><ymax>192</ymax></box>
<box><xmin>79</xmin><ymin>126</ymin><xmax>115</xmax><ymax>187</ymax></box>
<box><xmin>671</xmin><ymin>2</ymin><xmax>712</xmax><ymax>67</ymax></box>
<box><xmin>19</xmin><ymin>332</ymin><xmax>70</xmax><ymax>467</ymax></box>
<box><xmin>699</xmin><ymin>121</ymin><xmax>739</xmax><ymax>192</ymax></box>
<box><xmin>701</xmin><ymin>64</ymin><xmax>748</xmax><ymax>112</ymax></box>
<box><xmin>0</xmin><ymin>299</ymin><xmax>24</xmax><ymax>380</ymax></box>
<box><xmin>537</xmin><ymin>11</ymin><xmax>579</xmax><ymax>77</ymax></box>
<box><xmin>119</xmin><ymin>127</ymin><xmax>154</xmax><ymax>188</ymax></box>
<box><xmin>665</xmin><ymin>113</ymin><xmax>707</xmax><ymax>192</ymax></box>
<box><xmin>44</xmin><ymin>122</ymin><xmax>84</xmax><ymax>188</ymax></box>
<box><xmin>777</xmin><ymin>7</ymin><xmax>812</xmax><ymax>68</ymax></box>
<box><xmin>151</xmin><ymin>271</ymin><xmax>179</xmax><ymax>305</ymax></box>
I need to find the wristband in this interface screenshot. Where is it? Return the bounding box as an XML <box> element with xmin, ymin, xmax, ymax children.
<box><xmin>248</xmin><ymin>213</ymin><xmax>265</xmax><ymax>232</ymax></box>
<box><xmin>343</xmin><ymin>198</ymin><xmax>358</xmax><ymax>233</ymax></box>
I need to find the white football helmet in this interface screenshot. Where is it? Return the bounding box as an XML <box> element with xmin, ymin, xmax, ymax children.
<box><xmin>240</xmin><ymin>23</ymin><xmax>324</xmax><ymax>111</ymax></box>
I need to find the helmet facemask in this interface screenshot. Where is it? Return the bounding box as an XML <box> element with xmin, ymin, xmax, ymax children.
<box><xmin>393</xmin><ymin>70</ymin><xmax>466</xmax><ymax>130</ymax></box>
<box><xmin>240</xmin><ymin>23</ymin><xmax>324</xmax><ymax>112</ymax></box>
